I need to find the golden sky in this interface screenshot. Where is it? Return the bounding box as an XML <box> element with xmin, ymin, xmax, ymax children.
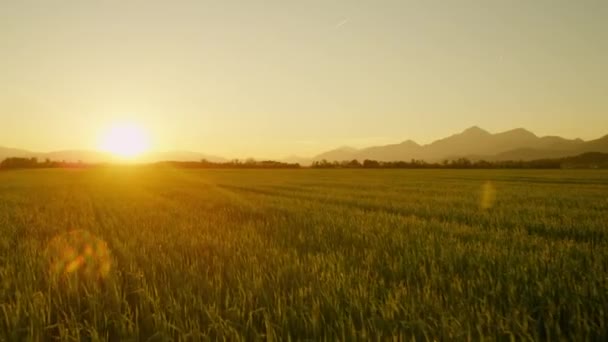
<box><xmin>1</xmin><ymin>0</ymin><xmax>607</xmax><ymax>158</ymax></box>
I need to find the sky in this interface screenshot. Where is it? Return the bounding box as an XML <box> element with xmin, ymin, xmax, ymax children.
<box><xmin>1</xmin><ymin>0</ymin><xmax>607</xmax><ymax>158</ymax></box>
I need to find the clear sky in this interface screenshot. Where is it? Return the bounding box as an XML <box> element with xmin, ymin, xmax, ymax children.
<box><xmin>1</xmin><ymin>0</ymin><xmax>607</xmax><ymax>158</ymax></box>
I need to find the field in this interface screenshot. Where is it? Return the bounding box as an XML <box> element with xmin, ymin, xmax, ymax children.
<box><xmin>0</xmin><ymin>168</ymin><xmax>607</xmax><ymax>340</ymax></box>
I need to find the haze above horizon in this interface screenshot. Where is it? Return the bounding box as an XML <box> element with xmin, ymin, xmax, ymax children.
<box><xmin>1</xmin><ymin>0</ymin><xmax>607</xmax><ymax>158</ymax></box>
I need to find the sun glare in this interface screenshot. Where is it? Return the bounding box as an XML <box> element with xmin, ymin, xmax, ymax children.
<box><xmin>99</xmin><ymin>122</ymin><xmax>150</xmax><ymax>158</ymax></box>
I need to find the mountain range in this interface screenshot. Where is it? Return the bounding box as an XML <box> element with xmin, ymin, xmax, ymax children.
<box><xmin>0</xmin><ymin>147</ymin><xmax>225</xmax><ymax>164</ymax></box>
<box><xmin>309</xmin><ymin>126</ymin><xmax>608</xmax><ymax>164</ymax></box>
<box><xmin>2</xmin><ymin>126</ymin><xmax>607</xmax><ymax>164</ymax></box>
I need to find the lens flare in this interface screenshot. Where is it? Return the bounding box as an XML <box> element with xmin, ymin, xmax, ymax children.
<box><xmin>46</xmin><ymin>230</ymin><xmax>111</xmax><ymax>280</ymax></box>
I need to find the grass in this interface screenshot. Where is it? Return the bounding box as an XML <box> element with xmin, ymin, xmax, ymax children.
<box><xmin>0</xmin><ymin>168</ymin><xmax>607</xmax><ymax>340</ymax></box>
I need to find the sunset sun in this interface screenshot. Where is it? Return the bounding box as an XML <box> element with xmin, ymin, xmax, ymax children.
<box><xmin>99</xmin><ymin>123</ymin><xmax>150</xmax><ymax>158</ymax></box>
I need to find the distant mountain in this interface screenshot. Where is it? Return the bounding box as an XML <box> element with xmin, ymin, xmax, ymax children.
<box><xmin>314</xmin><ymin>146</ymin><xmax>359</xmax><ymax>162</ymax></box>
<box><xmin>0</xmin><ymin>147</ymin><xmax>123</xmax><ymax>163</ymax></box>
<box><xmin>313</xmin><ymin>127</ymin><xmax>604</xmax><ymax>162</ymax></box>
<box><xmin>479</xmin><ymin>148</ymin><xmax>576</xmax><ymax>161</ymax></box>
<box><xmin>42</xmin><ymin>150</ymin><xmax>114</xmax><ymax>163</ymax></box>
<box><xmin>0</xmin><ymin>146</ymin><xmax>224</xmax><ymax>163</ymax></box>
<box><xmin>143</xmin><ymin>151</ymin><xmax>225</xmax><ymax>163</ymax></box>
<box><xmin>356</xmin><ymin>140</ymin><xmax>423</xmax><ymax>161</ymax></box>
<box><xmin>581</xmin><ymin>134</ymin><xmax>608</xmax><ymax>152</ymax></box>
<box><xmin>281</xmin><ymin>155</ymin><xmax>313</xmax><ymax>165</ymax></box>
<box><xmin>0</xmin><ymin>146</ymin><xmax>32</xmax><ymax>160</ymax></box>
<box><xmin>3</xmin><ymin>127</ymin><xmax>607</xmax><ymax>164</ymax></box>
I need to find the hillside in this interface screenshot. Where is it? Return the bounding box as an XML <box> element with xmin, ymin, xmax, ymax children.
<box><xmin>0</xmin><ymin>147</ymin><xmax>224</xmax><ymax>163</ymax></box>
<box><xmin>313</xmin><ymin>127</ymin><xmax>603</xmax><ymax>162</ymax></box>
<box><xmin>3</xmin><ymin>127</ymin><xmax>607</xmax><ymax>164</ymax></box>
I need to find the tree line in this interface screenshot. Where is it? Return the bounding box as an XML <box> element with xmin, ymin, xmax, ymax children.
<box><xmin>311</xmin><ymin>158</ymin><xmax>563</xmax><ymax>169</ymax></box>
<box><xmin>155</xmin><ymin>159</ymin><xmax>301</xmax><ymax>169</ymax></box>
<box><xmin>311</xmin><ymin>152</ymin><xmax>608</xmax><ymax>169</ymax></box>
<box><xmin>0</xmin><ymin>157</ymin><xmax>90</xmax><ymax>169</ymax></box>
<box><xmin>2</xmin><ymin>152</ymin><xmax>607</xmax><ymax>170</ymax></box>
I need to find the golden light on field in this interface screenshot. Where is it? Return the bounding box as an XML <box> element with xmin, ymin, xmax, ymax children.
<box><xmin>99</xmin><ymin>122</ymin><xmax>151</xmax><ymax>158</ymax></box>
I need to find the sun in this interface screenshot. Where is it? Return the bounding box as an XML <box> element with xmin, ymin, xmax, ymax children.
<box><xmin>99</xmin><ymin>122</ymin><xmax>151</xmax><ymax>158</ymax></box>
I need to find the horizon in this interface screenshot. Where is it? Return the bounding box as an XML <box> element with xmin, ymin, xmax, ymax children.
<box><xmin>2</xmin><ymin>1</ymin><xmax>607</xmax><ymax>159</ymax></box>
<box><xmin>2</xmin><ymin>2</ymin><xmax>607</xmax><ymax>339</ymax></box>
<box><xmin>1</xmin><ymin>124</ymin><xmax>606</xmax><ymax>162</ymax></box>
<box><xmin>1</xmin><ymin>124</ymin><xmax>602</xmax><ymax>160</ymax></box>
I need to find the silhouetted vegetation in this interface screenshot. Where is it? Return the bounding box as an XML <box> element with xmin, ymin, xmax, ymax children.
<box><xmin>156</xmin><ymin>158</ymin><xmax>301</xmax><ymax>169</ymax></box>
<box><xmin>0</xmin><ymin>157</ymin><xmax>89</xmax><ymax>169</ymax></box>
<box><xmin>312</xmin><ymin>153</ymin><xmax>608</xmax><ymax>169</ymax></box>
<box><xmin>561</xmin><ymin>152</ymin><xmax>608</xmax><ymax>169</ymax></box>
<box><xmin>0</xmin><ymin>157</ymin><xmax>42</xmax><ymax>169</ymax></box>
<box><xmin>3</xmin><ymin>152</ymin><xmax>608</xmax><ymax>170</ymax></box>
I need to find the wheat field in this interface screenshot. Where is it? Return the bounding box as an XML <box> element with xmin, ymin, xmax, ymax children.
<box><xmin>0</xmin><ymin>168</ymin><xmax>607</xmax><ymax>340</ymax></box>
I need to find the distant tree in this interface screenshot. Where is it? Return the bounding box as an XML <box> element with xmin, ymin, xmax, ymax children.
<box><xmin>312</xmin><ymin>159</ymin><xmax>334</xmax><ymax>168</ymax></box>
<box><xmin>347</xmin><ymin>159</ymin><xmax>361</xmax><ymax>168</ymax></box>
<box><xmin>451</xmin><ymin>158</ymin><xmax>472</xmax><ymax>168</ymax></box>
<box><xmin>474</xmin><ymin>160</ymin><xmax>492</xmax><ymax>168</ymax></box>
<box><xmin>363</xmin><ymin>159</ymin><xmax>380</xmax><ymax>168</ymax></box>
<box><xmin>1</xmin><ymin>157</ymin><xmax>39</xmax><ymax>169</ymax></box>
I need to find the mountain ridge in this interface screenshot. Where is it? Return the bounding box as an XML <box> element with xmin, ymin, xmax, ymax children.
<box><xmin>311</xmin><ymin>126</ymin><xmax>606</xmax><ymax>163</ymax></box>
<box><xmin>2</xmin><ymin>126</ymin><xmax>607</xmax><ymax>164</ymax></box>
<box><xmin>0</xmin><ymin>147</ymin><xmax>225</xmax><ymax>164</ymax></box>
